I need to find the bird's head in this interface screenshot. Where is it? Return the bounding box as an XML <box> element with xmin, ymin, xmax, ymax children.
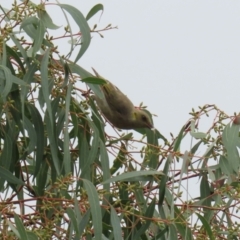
<box><xmin>133</xmin><ymin>109</ymin><xmax>154</xmax><ymax>129</ymax></box>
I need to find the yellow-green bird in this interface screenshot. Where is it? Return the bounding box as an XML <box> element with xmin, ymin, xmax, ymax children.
<box><xmin>91</xmin><ymin>68</ymin><xmax>153</xmax><ymax>130</ymax></box>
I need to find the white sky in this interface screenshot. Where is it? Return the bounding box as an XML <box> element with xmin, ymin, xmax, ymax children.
<box><xmin>2</xmin><ymin>0</ymin><xmax>240</xmax><ymax>137</ymax></box>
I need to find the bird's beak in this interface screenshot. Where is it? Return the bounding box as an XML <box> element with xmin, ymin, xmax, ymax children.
<box><xmin>147</xmin><ymin>122</ymin><xmax>154</xmax><ymax>129</ymax></box>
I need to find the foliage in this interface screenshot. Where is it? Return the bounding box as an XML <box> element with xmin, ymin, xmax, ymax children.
<box><xmin>0</xmin><ymin>1</ymin><xmax>240</xmax><ymax>239</ymax></box>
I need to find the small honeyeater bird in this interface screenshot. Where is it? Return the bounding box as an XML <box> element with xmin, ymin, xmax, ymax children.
<box><xmin>91</xmin><ymin>68</ymin><xmax>153</xmax><ymax>130</ymax></box>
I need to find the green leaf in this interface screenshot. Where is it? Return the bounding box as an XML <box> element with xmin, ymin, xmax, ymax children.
<box><xmin>174</xmin><ymin>206</ymin><xmax>194</xmax><ymax>239</ymax></box>
<box><xmin>87</xmin><ymin>122</ymin><xmax>100</xmax><ymax>167</ymax></box>
<box><xmin>173</xmin><ymin>126</ymin><xmax>185</xmax><ymax>152</ymax></box>
<box><xmin>99</xmin><ymin>140</ymin><xmax>110</xmax><ymax>182</ymax></box>
<box><xmin>102</xmin><ymin>170</ymin><xmax>164</xmax><ymax>184</ymax></box>
<box><xmin>0</xmin><ymin>167</ymin><xmax>25</xmax><ymax>185</ymax></box>
<box><xmin>82</xmin><ymin>179</ymin><xmax>102</xmax><ymax>240</ymax></box>
<box><xmin>200</xmin><ymin>172</ymin><xmax>211</xmax><ymax>213</ymax></box>
<box><xmin>21</xmin><ymin>16</ymin><xmax>38</xmax><ymax>33</ymax></box>
<box><xmin>110</xmin><ymin>206</ymin><xmax>122</xmax><ymax>240</ymax></box>
<box><xmin>37</xmin><ymin>9</ymin><xmax>60</xmax><ymax>29</ymax></box>
<box><xmin>159</xmin><ymin>155</ymin><xmax>170</xmax><ymax>209</ymax></box>
<box><xmin>78</xmin><ymin>209</ymin><xmax>90</xmax><ymax>238</ymax></box>
<box><xmin>79</xmin><ymin>133</ymin><xmax>90</xmax><ymax>179</ymax></box>
<box><xmin>27</xmin><ymin>232</ymin><xmax>39</xmax><ymax>240</ymax></box>
<box><xmin>222</xmin><ymin>123</ymin><xmax>240</xmax><ymax>173</ymax></box>
<box><xmin>20</xmin><ymin>63</ymin><xmax>37</xmax><ymax>101</ymax></box>
<box><xmin>81</xmin><ymin>76</ymin><xmax>106</xmax><ymax>85</ymax></box>
<box><xmin>62</xmin><ymin>60</ymin><xmax>70</xmax><ymax>87</ymax></box>
<box><xmin>66</xmin><ymin>208</ymin><xmax>79</xmax><ymax>236</ymax></box>
<box><xmin>2</xmin><ymin>42</ymin><xmax>7</xmax><ymax>66</ymax></box>
<box><xmin>0</xmin><ymin>125</ymin><xmax>13</xmax><ymax>170</ymax></box>
<box><xmin>196</xmin><ymin>213</ymin><xmax>215</xmax><ymax>240</ymax></box>
<box><xmin>146</xmin><ymin>128</ymin><xmax>159</xmax><ymax>169</ymax></box>
<box><xmin>108</xmin><ymin>133</ymin><xmax>133</xmax><ymax>145</ymax></box>
<box><xmin>69</xmin><ymin>63</ymin><xmax>104</xmax><ymax>98</ymax></box>
<box><xmin>41</xmin><ymin>48</ymin><xmax>53</xmax><ymax>125</ymax></box>
<box><xmin>41</xmin><ymin>48</ymin><xmax>60</xmax><ymax>174</ymax></box>
<box><xmin>63</xmin><ymin>83</ymin><xmax>72</xmax><ymax>174</ymax></box>
<box><xmin>26</xmin><ymin>232</ymin><xmax>38</xmax><ymax>240</ymax></box>
<box><xmin>190</xmin><ymin>132</ymin><xmax>207</xmax><ymax>139</ymax></box>
<box><xmin>6</xmin><ymin>44</ymin><xmax>25</xmax><ymax>73</ymax></box>
<box><xmin>99</xmin><ymin>139</ymin><xmax>111</xmax><ymax>212</ymax></box>
<box><xmin>133</xmin><ymin>199</ymin><xmax>156</xmax><ymax>239</ymax></box>
<box><xmin>219</xmin><ymin>155</ymin><xmax>232</xmax><ymax>176</ymax></box>
<box><xmin>0</xmin><ymin>66</ymin><xmax>12</xmax><ymax>99</ymax></box>
<box><xmin>59</xmin><ymin>4</ymin><xmax>91</xmax><ymax>62</ymax></box>
<box><xmin>89</xmin><ymin>97</ymin><xmax>106</xmax><ymax>141</ymax></box>
<box><xmin>11</xmin><ymin>75</ymin><xmax>28</xmax><ymax>87</ymax></box>
<box><xmin>86</xmin><ymin>4</ymin><xmax>104</xmax><ymax>21</ymax></box>
<box><xmin>9</xmin><ymin>33</ymin><xmax>28</xmax><ymax>62</ymax></box>
<box><xmin>110</xmin><ymin>142</ymin><xmax>127</xmax><ymax>175</ymax></box>
<box><xmin>190</xmin><ymin>120</ymin><xmax>207</xmax><ymax>139</ymax></box>
<box><xmin>23</xmin><ymin>116</ymin><xmax>37</xmax><ymax>154</ymax></box>
<box><xmin>14</xmin><ymin>214</ymin><xmax>29</xmax><ymax>240</ymax></box>
<box><xmin>168</xmin><ymin>224</ymin><xmax>178</xmax><ymax>240</ymax></box>
<box><xmin>27</xmin><ymin>104</ymin><xmax>45</xmax><ymax>177</ymax></box>
<box><xmin>190</xmin><ymin>140</ymin><xmax>202</xmax><ymax>154</ymax></box>
<box><xmin>32</xmin><ymin>19</ymin><xmax>45</xmax><ymax>56</ymax></box>
<box><xmin>36</xmin><ymin>161</ymin><xmax>49</xmax><ymax>197</ymax></box>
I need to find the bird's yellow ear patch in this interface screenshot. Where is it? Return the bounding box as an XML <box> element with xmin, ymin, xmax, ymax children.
<box><xmin>133</xmin><ymin>111</ymin><xmax>137</xmax><ymax>120</ymax></box>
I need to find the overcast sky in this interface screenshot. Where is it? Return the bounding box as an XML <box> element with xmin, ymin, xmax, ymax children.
<box><xmin>2</xmin><ymin>0</ymin><xmax>240</xmax><ymax>137</ymax></box>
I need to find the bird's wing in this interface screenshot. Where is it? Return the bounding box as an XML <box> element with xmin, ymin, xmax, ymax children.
<box><xmin>101</xmin><ymin>81</ymin><xmax>134</xmax><ymax>116</ymax></box>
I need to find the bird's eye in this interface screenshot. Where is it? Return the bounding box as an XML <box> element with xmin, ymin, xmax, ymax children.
<box><xmin>141</xmin><ymin>115</ymin><xmax>147</xmax><ymax>122</ymax></box>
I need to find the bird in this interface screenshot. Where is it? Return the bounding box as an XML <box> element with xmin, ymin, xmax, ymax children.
<box><xmin>91</xmin><ymin>68</ymin><xmax>153</xmax><ymax>130</ymax></box>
